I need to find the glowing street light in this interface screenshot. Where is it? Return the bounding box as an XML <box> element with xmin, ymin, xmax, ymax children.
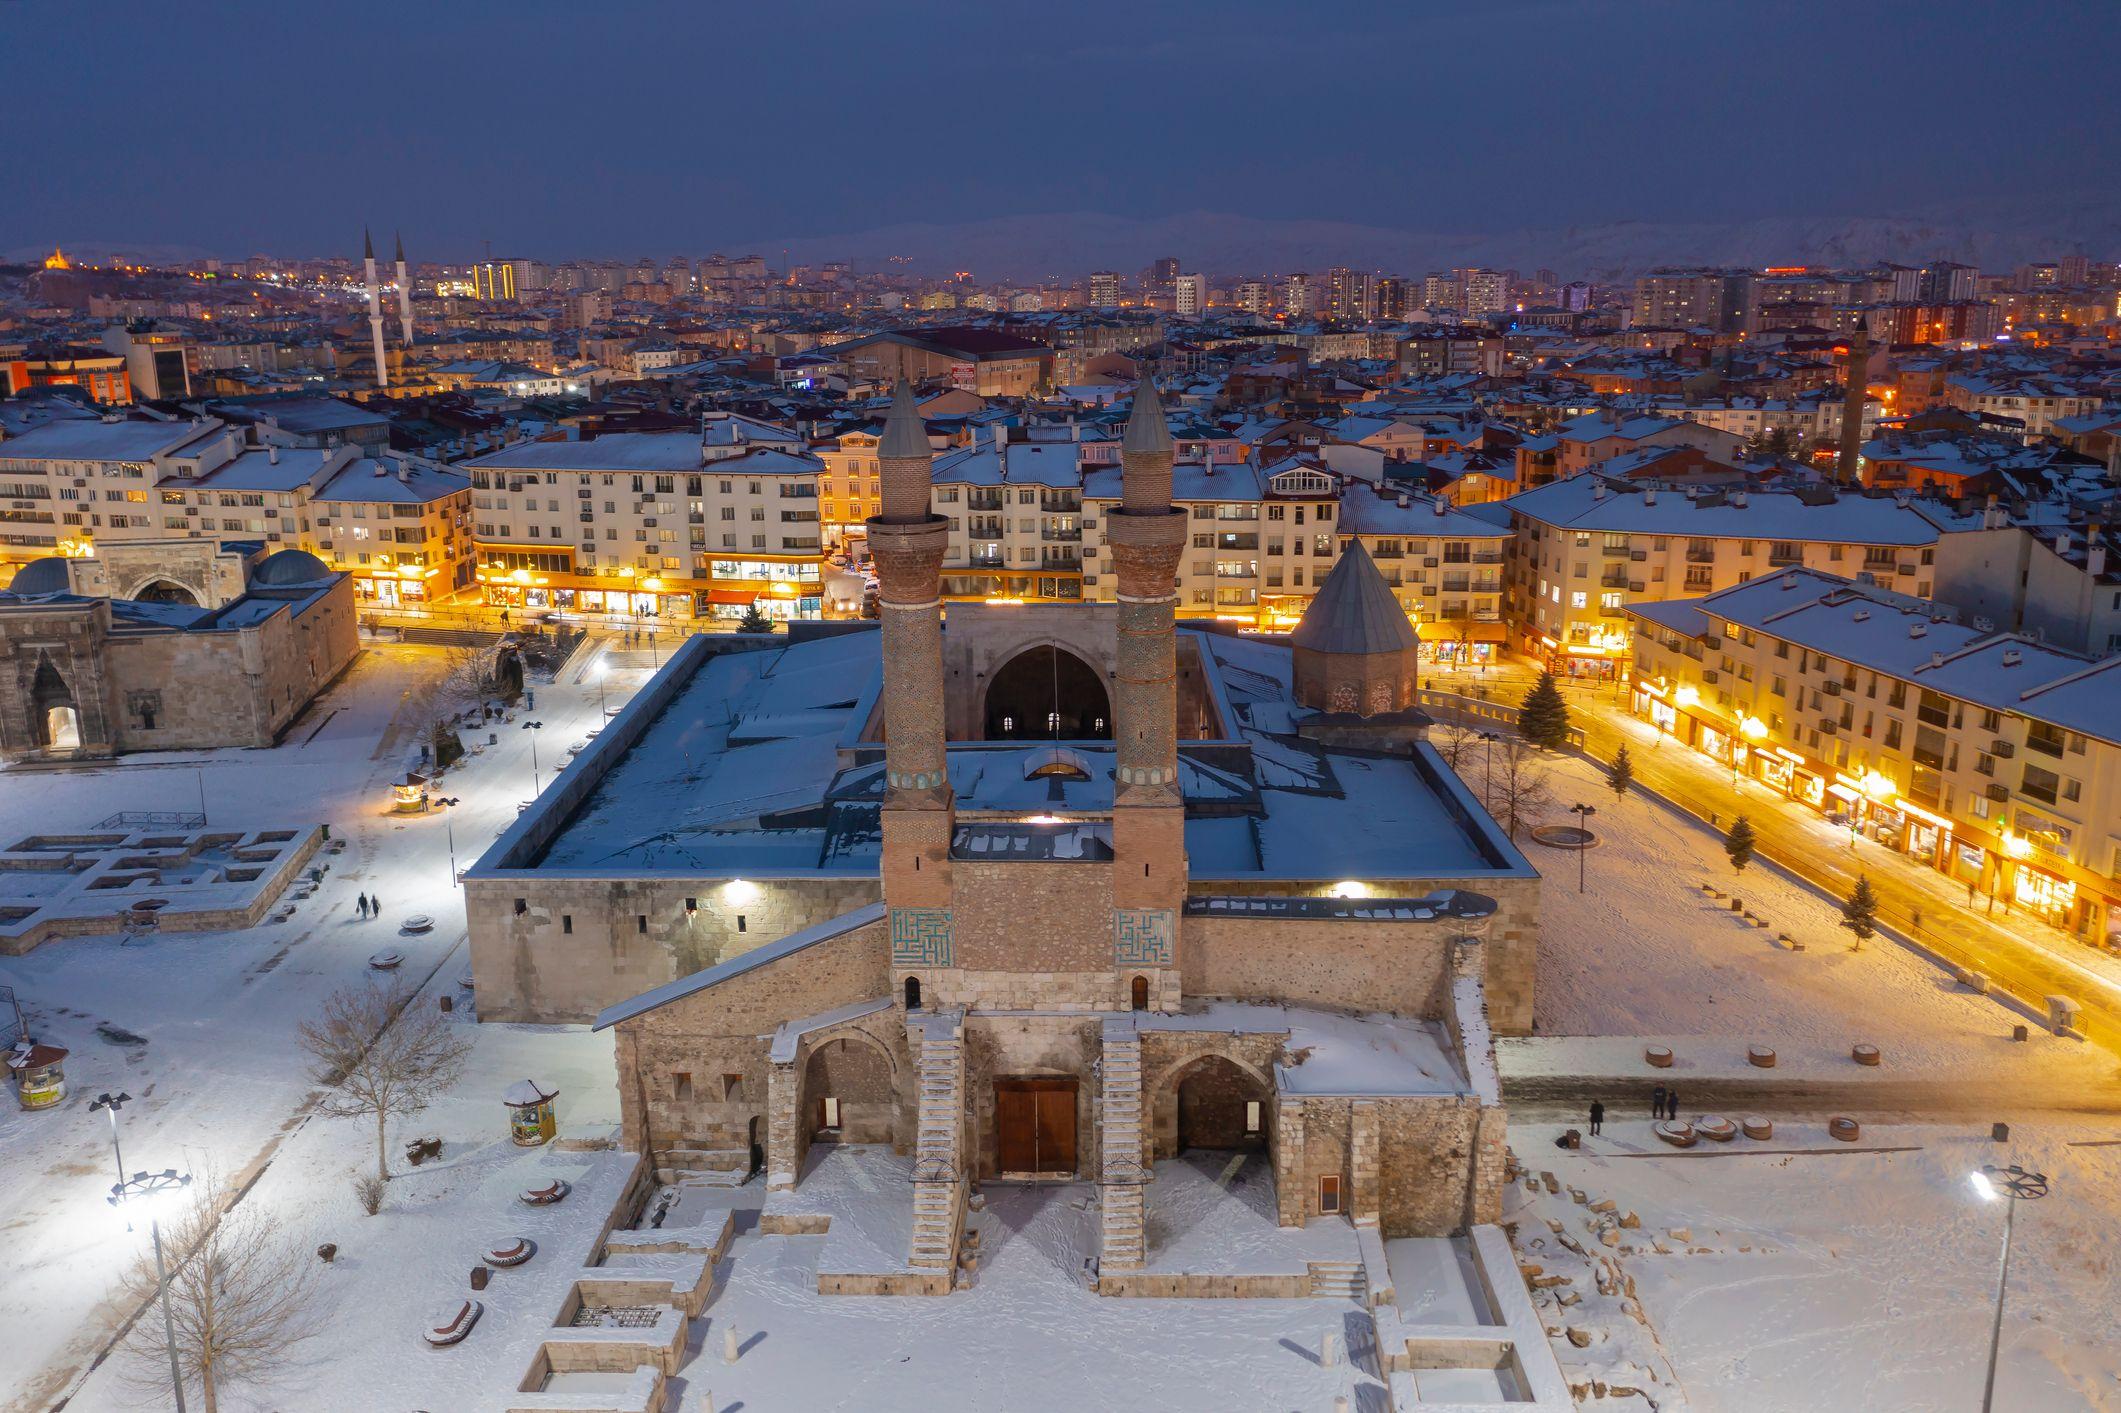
<box><xmin>94</xmin><ymin>1093</ymin><xmax>190</xmax><ymax>1412</ymax></box>
<box><xmin>1968</xmin><ymin>1164</ymin><xmax>2050</xmax><ymax>1413</ymax></box>
<box><xmin>521</xmin><ymin>720</ymin><xmax>544</xmax><ymax>794</ymax></box>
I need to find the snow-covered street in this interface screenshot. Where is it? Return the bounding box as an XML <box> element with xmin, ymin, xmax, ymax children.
<box><xmin>0</xmin><ymin>640</ymin><xmax>642</xmax><ymax>1412</ymax></box>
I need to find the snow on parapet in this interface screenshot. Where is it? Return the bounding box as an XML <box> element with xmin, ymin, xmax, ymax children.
<box><xmin>1449</xmin><ymin>973</ymin><xmax>1502</xmax><ymax>1105</ymax></box>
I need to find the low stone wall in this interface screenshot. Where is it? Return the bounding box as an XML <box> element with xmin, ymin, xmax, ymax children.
<box><xmin>1098</xmin><ymin>1270</ymin><xmax>1311</xmax><ymax>1299</ymax></box>
<box><xmin>506</xmin><ymin>1364</ymin><xmax>666</xmax><ymax>1413</ymax></box>
<box><xmin>817</xmin><ymin>1269</ymin><xmax>952</xmax><ymax>1297</ymax></box>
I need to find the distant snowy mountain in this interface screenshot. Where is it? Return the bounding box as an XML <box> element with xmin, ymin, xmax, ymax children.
<box><xmin>754</xmin><ymin>198</ymin><xmax>2121</xmax><ymax>282</ymax></box>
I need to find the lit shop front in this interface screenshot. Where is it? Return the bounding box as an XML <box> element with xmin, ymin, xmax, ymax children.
<box><xmin>701</xmin><ymin>559</ymin><xmax>822</xmax><ymax>621</ymax></box>
<box><xmin>1536</xmin><ymin>631</ymin><xmax>1628</xmax><ymax>680</ymax></box>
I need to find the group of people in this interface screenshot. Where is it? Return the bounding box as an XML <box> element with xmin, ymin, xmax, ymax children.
<box><xmin>1576</xmin><ymin>1085</ymin><xmax>1683</xmax><ymax>1140</ymax></box>
<box><xmin>353</xmin><ymin>892</ymin><xmax>384</xmax><ymax>921</ymax></box>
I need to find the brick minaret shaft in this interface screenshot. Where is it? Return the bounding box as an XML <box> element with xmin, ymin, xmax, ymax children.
<box><xmin>866</xmin><ymin>382</ymin><xmax>954</xmax><ymax>908</ymax></box>
<box><xmin>1108</xmin><ymin>379</ymin><xmax>1190</xmax><ymax>913</ymax></box>
<box><xmin>1835</xmin><ymin>323</ymin><xmax>1870</xmax><ymax>485</ymax></box>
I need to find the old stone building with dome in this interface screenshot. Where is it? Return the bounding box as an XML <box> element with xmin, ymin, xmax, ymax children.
<box><xmin>0</xmin><ymin>543</ymin><xmax>357</xmax><ymax>759</ymax></box>
<box><xmin>469</xmin><ymin>382</ymin><xmax>1542</xmax><ymax>1290</ymax></box>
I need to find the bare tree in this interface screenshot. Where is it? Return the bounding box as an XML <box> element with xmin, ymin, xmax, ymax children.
<box><xmin>299</xmin><ymin>983</ymin><xmax>471</xmax><ymax>1184</ymax></box>
<box><xmin>1428</xmin><ymin>721</ymin><xmax>1481</xmax><ymax>775</ymax></box>
<box><xmin>1481</xmin><ymin>736</ymin><xmax>1555</xmax><ymax>840</ymax></box>
<box><xmin>117</xmin><ymin>1166</ymin><xmax>322</xmax><ymax>1413</ymax></box>
<box><xmin>430</xmin><ymin>645</ymin><xmax>494</xmax><ymax>715</ymax></box>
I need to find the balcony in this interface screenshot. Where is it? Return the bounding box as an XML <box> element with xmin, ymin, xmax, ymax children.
<box><xmin>1599</xmin><ymin>570</ymin><xmax>1628</xmax><ymax>589</ymax></box>
<box><xmin>1685</xmin><ymin>548</ymin><xmax>1716</xmax><ymax>564</ymax></box>
<box><xmin>967</xmin><ymin>494</ymin><xmax>1005</xmax><ymax>512</ymax></box>
<box><xmin>1041</xmin><ymin>527</ymin><xmax>1082</xmax><ymax>542</ymax></box>
<box><xmin>968</xmin><ymin>554</ymin><xmax>1005</xmax><ymax>570</ymax></box>
<box><xmin>1040</xmin><ymin>554</ymin><xmax>1081</xmax><ymax>571</ymax></box>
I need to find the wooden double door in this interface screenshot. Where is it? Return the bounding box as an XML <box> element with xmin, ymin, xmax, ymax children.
<box><xmin>994</xmin><ymin>1078</ymin><xmax>1078</xmax><ymax>1177</ymax></box>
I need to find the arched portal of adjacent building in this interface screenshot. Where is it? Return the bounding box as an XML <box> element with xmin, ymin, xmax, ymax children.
<box><xmin>1154</xmin><ymin>1054</ymin><xmax>1273</xmax><ymax>1160</ymax></box>
<box><xmin>798</xmin><ymin>1033</ymin><xmax>899</xmax><ymax>1152</ymax></box>
<box><xmin>131</xmin><ymin>579</ymin><xmax>198</xmax><ymax>606</ymax></box>
<box><xmin>28</xmin><ymin>657</ymin><xmax>81</xmax><ymax>751</ymax></box>
<box><xmin>981</xmin><ymin>645</ymin><xmax>1111</xmax><ymax>740</ymax></box>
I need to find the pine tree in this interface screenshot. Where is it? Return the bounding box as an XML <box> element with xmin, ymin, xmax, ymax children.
<box><xmin>737</xmin><ymin>603</ymin><xmax>772</xmax><ymax>634</ymax></box>
<box><xmin>1724</xmin><ymin>814</ymin><xmax>1757</xmax><ymax>872</ymax></box>
<box><xmin>1607</xmin><ymin>743</ymin><xmax>1635</xmax><ymax>801</ymax></box>
<box><xmin>1841</xmin><ymin>875</ymin><xmax>1880</xmax><ymax>950</ymax></box>
<box><xmin>1518</xmin><ymin>671</ymin><xmax>1572</xmax><ymax>751</ymax></box>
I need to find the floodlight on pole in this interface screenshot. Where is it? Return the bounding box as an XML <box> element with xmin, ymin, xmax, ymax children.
<box><xmin>1969</xmin><ymin>1163</ymin><xmax>2049</xmax><ymax>1413</ymax></box>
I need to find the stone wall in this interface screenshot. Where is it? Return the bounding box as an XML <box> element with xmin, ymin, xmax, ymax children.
<box><xmin>1181</xmin><ymin>913</ymin><xmax>1456</xmax><ymax>1018</ymax></box>
<box><xmin>1277</xmin><ymin>1093</ymin><xmax>1494</xmax><ymax>1236</ymax></box>
<box><xmin>471</xmin><ymin>874</ymin><xmax>881</xmax><ymax>1024</ymax></box>
<box><xmin>951</xmin><ymin>859</ymin><xmax>1114</xmax><ymax>970</ymax></box>
<box><xmin>609</xmin><ymin>919</ymin><xmax>890</xmax><ymax>1155</ymax></box>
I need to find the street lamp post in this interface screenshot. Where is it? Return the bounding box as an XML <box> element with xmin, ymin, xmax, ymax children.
<box><xmin>1478</xmin><ymin>730</ymin><xmax>1499</xmax><ymax>800</ymax></box>
<box><xmin>1969</xmin><ymin>1164</ymin><xmax>2049</xmax><ymax>1413</ymax></box>
<box><xmin>89</xmin><ymin>1091</ymin><xmax>131</xmax><ymax>1189</ymax></box>
<box><xmin>437</xmin><ymin>796</ymin><xmax>462</xmax><ymax>882</ymax></box>
<box><xmin>112</xmin><ymin>1167</ymin><xmax>192</xmax><ymax>1413</ymax></box>
<box><xmin>1569</xmin><ymin>802</ymin><xmax>1597</xmax><ymax>893</ymax></box>
<box><xmin>594</xmin><ymin>662</ymin><xmax>608</xmax><ymax>718</ymax></box>
<box><xmin>522</xmin><ymin>720</ymin><xmax>544</xmax><ymax>794</ymax></box>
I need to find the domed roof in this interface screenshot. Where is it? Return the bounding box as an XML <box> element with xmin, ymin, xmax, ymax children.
<box><xmin>249</xmin><ymin>548</ymin><xmax>331</xmax><ymax>586</ymax></box>
<box><xmin>5</xmin><ymin>557</ymin><xmax>73</xmax><ymax>595</ymax></box>
<box><xmin>1290</xmin><ymin>540</ymin><xmax>1418</xmax><ymax>656</ymax></box>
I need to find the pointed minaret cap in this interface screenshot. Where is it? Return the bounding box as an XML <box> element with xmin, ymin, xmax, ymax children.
<box><xmin>1123</xmin><ymin>375</ymin><xmax>1171</xmax><ymax>456</ymax></box>
<box><xmin>1290</xmin><ymin>539</ymin><xmax>1418</xmax><ymax>655</ymax></box>
<box><xmin>878</xmin><ymin>380</ymin><xmax>930</xmax><ymax>461</ymax></box>
<box><xmin>363</xmin><ymin>227</ymin><xmax>375</xmax><ymax>261</ymax></box>
<box><xmin>394</xmin><ymin>231</ymin><xmax>405</xmax><ymax>263</ymax></box>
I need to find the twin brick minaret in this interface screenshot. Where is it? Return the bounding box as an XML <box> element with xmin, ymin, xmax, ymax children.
<box><xmin>869</xmin><ymin>383</ymin><xmax>957</xmax><ymax>930</ymax></box>
<box><xmin>1106</xmin><ymin>380</ymin><xmax>1190</xmax><ymax>929</ymax></box>
<box><xmin>870</xmin><ymin>378</ymin><xmax>1188</xmax><ymax>992</ymax></box>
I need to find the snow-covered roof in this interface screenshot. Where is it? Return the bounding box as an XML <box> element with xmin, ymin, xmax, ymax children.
<box><xmin>1639</xmin><ymin>568</ymin><xmax>2121</xmax><ymax>743</ymax></box>
<box><xmin>0</xmin><ymin>418</ymin><xmax>224</xmax><ymax>464</ymax></box>
<box><xmin>465</xmin><ymin>431</ymin><xmax>703</xmax><ymax>474</ymax></box>
<box><xmin>1504</xmin><ymin>477</ymin><xmax>1939</xmax><ymax>547</ymax></box>
<box><xmin>1290</xmin><ymin>540</ymin><xmax>1418</xmax><ymax>656</ymax></box>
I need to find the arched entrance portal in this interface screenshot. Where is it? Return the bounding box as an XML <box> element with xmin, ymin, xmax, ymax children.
<box><xmin>799</xmin><ymin>1034</ymin><xmax>898</xmax><ymax>1149</ymax></box>
<box><xmin>132</xmin><ymin>579</ymin><xmax>198</xmax><ymax>606</ymax></box>
<box><xmin>1155</xmin><ymin>1054</ymin><xmax>1272</xmax><ymax>1159</ymax></box>
<box><xmin>983</xmin><ymin>645</ymin><xmax>1110</xmax><ymax>740</ymax></box>
<box><xmin>29</xmin><ymin>657</ymin><xmax>81</xmax><ymax>751</ymax></box>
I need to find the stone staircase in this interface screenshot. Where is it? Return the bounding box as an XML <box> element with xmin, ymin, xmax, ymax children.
<box><xmin>1307</xmin><ymin>1258</ymin><xmax>1368</xmax><ymax>1302</ymax></box>
<box><xmin>908</xmin><ymin>1009</ymin><xmax>966</xmax><ymax>1274</ymax></box>
<box><xmin>1098</xmin><ymin>1020</ymin><xmax>1147</xmax><ymax>1273</ymax></box>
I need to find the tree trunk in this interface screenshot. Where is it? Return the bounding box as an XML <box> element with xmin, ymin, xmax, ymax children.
<box><xmin>376</xmin><ymin>1109</ymin><xmax>390</xmax><ymax>1182</ymax></box>
<box><xmin>202</xmin><ymin>1365</ymin><xmax>218</xmax><ymax>1413</ymax></box>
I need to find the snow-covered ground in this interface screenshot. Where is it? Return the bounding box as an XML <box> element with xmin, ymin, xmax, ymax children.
<box><xmin>0</xmin><ymin>641</ymin><xmax>647</xmax><ymax>1413</ymax></box>
<box><xmin>1505</xmin><ymin>1120</ymin><xmax>2121</xmax><ymax>1412</ymax></box>
<box><xmin>1516</xmin><ymin>751</ymin><xmax>2117</xmax><ymax>1098</ymax></box>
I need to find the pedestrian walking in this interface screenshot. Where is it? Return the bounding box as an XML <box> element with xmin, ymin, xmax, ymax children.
<box><xmin>356</xmin><ymin>895</ymin><xmax>368</xmax><ymax>920</ymax></box>
<box><xmin>369</xmin><ymin>892</ymin><xmax>381</xmax><ymax>916</ymax></box>
<box><xmin>1966</xmin><ymin>879</ymin><xmax>1977</xmax><ymax>906</ymax></box>
<box><xmin>1651</xmin><ymin>1084</ymin><xmax>1666</xmax><ymax>1119</ymax></box>
<box><xmin>1664</xmin><ymin>1087</ymin><xmax>1680</xmax><ymax>1121</ymax></box>
<box><xmin>1589</xmin><ymin>1100</ymin><xmax>1604</xmax><ymax>1136</ymax></box>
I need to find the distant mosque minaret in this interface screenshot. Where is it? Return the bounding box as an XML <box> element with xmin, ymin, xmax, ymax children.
<box><xmin>361</xmin><ymin>228</ymin><xmax>389</xmax><ymax>390</ymax></box>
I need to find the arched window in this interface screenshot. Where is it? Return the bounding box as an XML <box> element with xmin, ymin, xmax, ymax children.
<box><xmin>1130</xmin><ymin>975</ymin><xmax>1149</xmax><ymax>1011</ymax></box>
<box><xmin>904</xmin><ymin>975</ymin><xmax>922</xmax><ymax>1010</ymax></box>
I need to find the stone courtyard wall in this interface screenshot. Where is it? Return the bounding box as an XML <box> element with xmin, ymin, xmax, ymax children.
<box><xmin>470</xmin><ymin>874</ymin><xmax>881</xmax><ymax>1024</ymax></box>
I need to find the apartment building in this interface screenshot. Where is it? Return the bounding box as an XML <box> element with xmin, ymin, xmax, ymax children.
<box><xmin>931</xmin><ymin>435</ymin><xmax>1088</xmax><ymax>603</ymax></box>
<box><xmin>463</xmin><ymin>434</ymin><xmax>826</xmax><ymax>620</ymax></box>
<box><xmin>0</xmin><ymin>418</ymin><xmax>238</xmax><ymax>568</ymax></box>
<box><xmin>1495</xmin><ymin>476</ymin><xmax>1940</xmax><ymax>677</ymax></box>
<box><xmin>1627</xmin><ymin>569</ymin><xmax>2120</xmax><ymax>944</ymax></box>
<box><xmin>0</xmin><ymin>419</ymin><xmax>470</xmax><ymax>604</ymax></box>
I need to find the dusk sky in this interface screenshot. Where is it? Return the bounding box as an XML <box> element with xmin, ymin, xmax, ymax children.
<box><xmin>8</xmin><ymin>0</ymin><xmax>2119</xmax><ymax>259</ymax></box>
